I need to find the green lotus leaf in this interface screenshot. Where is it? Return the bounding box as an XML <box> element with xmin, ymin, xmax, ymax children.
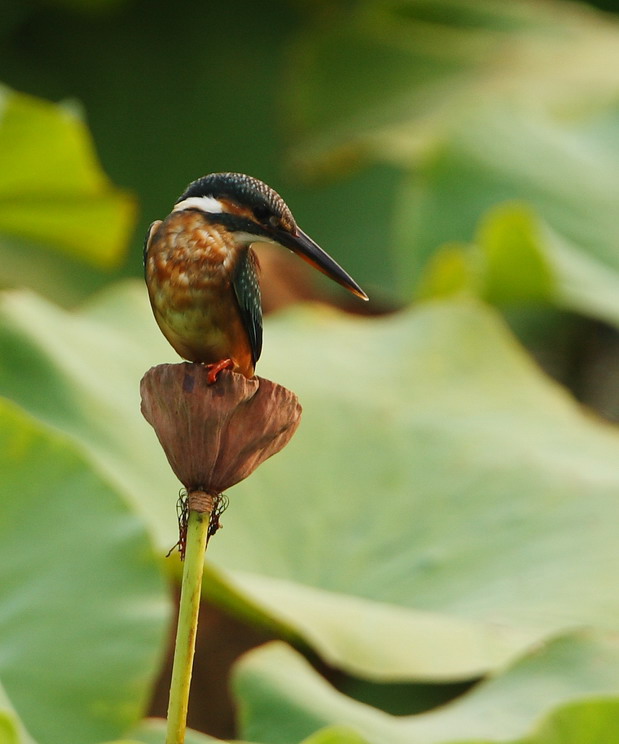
<box><xmin>233</xmin><ymin>634</ymin><xmax>619</xmax><ymax>744</ymax></box>
<box><xmin>0</xmin><ymin>396</ymin><xmax>170</xmax><ymax>744</ymax></box>
<box><xmin>3</xmin><ymin>283</ymin><xmax>619</xmax><ymax>686</ymax></box>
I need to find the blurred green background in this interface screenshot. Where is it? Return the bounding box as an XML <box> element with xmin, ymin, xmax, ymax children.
<box><xmin>3</xmin><ymin>1</ymin><xmax>619</xmax><ymax>743</ymax></box>
<box><xmin>0</xmin><ymin>0</ymin><xmax>403</xmax><ymax>304</ymax></box>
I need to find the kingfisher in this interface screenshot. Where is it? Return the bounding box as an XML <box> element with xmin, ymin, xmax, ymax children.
<box><xmin>144</xmin><ymin>173</ymin><xmax>368</xmax><ymax>382</ymax></box>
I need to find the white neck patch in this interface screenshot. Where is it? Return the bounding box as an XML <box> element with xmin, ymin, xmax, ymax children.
<box><xmin>173</xmin><ymin>195</ymin><xmax>225</xmax><ymax>214</ymax></box>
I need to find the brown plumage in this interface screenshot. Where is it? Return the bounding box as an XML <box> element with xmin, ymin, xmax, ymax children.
<box><xmin>144</xmin><ymin>209</ymin><xmax>257</xmax><ymax>378</ymax></box>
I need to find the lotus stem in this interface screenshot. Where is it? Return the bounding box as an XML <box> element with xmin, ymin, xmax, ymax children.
<box><xmin>140</xmin><ymin>365</ymin><xmax>302</xmax><ymax>742</ymax></box>
<box><xmin>165</xmin><ymin>497</ymin><xmax>212</xmax><ymax>744</ymax></box>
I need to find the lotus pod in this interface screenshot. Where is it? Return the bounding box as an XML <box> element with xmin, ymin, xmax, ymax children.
<box><xmin>140</xmin><ymin>363</ymin><xmax>302</xmax><ymax>493</ymax></box>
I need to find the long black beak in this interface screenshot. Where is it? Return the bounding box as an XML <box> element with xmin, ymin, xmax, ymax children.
<box><xmin>278</xmin><ymin>227</ymin><xmax>369</xmax><ymax>301</ymax></box>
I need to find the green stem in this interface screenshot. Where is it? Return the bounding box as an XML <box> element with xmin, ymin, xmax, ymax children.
<box><xmin>166</xmin><ymin>508</ymin><xmax>210</xmax><ymax>744</ymax></box>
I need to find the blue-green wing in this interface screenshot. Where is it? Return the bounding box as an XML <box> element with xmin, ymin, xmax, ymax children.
<box><xmin>232</xmin><ymin>248</ymin><xmax>263</xmax><ymax>364</ymax></box>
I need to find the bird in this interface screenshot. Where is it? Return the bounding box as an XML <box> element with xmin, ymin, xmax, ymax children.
<box><xmin>144</xmin><ymin>172</ymin><xmax>368</xmax><ymax>383</ymax></box>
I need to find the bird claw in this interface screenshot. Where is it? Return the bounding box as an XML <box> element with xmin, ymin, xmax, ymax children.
<box><xmin>206</xmin><ymin>358</ymin><xmax>234</xmax><ymax>385</ymax></box>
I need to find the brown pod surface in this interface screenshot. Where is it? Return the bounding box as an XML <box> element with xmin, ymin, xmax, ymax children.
<box><xmin>140</xmin><ymin>363</ymin><xmax>302</xmax><ymax>492</ymax></box>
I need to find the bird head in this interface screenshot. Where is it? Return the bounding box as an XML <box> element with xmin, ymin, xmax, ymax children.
<box><xmin>173</xmin><ymin>173</ymin><xmax>368</xmax><ymax>301</ymax></box>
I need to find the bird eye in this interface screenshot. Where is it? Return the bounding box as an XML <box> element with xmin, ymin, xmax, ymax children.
<box><xmin>253</xmin><ymin>206</ymin><xmax>280</xmax><ymax>228</ymax></box>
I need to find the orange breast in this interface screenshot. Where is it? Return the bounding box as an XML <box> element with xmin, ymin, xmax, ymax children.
<box><xmin>145</xmin><ymin>211</ymin><xmax>255</xmax><ymax>377</ymax></box>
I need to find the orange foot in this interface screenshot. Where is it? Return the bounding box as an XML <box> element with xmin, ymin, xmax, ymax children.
<box><xmin>206</xmin><ymin>358</ymin><xmax>234</xmax><ymax>385</ymax></box>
